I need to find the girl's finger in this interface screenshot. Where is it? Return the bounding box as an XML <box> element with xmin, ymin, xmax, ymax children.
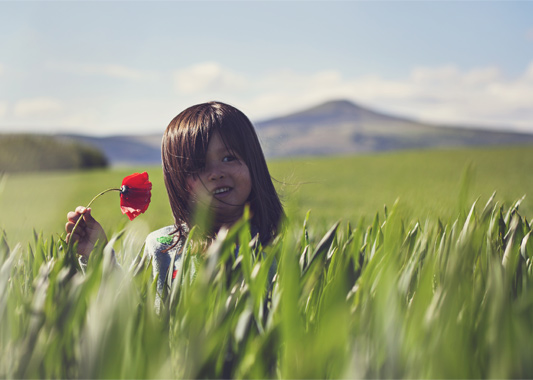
<box><xmin>66</xmin><ymin>224</ymin><xmax>82</xmax><ymax>237</ymax></box>
<box><xmin>66</xmin><ymin>217</ymin><xmax>82</xmax><ymax>230</ymax></box>
<box><xmin>66</xmin><ymin>216</ymin><xmax>87</xmax><ymax>233</ymax></box>
<box><xmin>66</xmin><ymin>232</ymin><xmax>79</xmax><ymax>244</ymax></box>
<box><xmin>75</xmin><ymin>206</ymin><xmax>87</xmax><ymax>214</ymax></box>
<box><xmin>67</xmin><ymin>211</ymin><xmax>81</xmax><ymax>223</ymax></box>
<box><xmin>83</xmin><ymin>208</ymin><xmax>96</xmax><ymax>222</ymax></box>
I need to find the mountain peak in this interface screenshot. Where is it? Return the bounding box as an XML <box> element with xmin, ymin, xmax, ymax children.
<box><xmin>256</xmin><ymin>98</ymin><xmax>407</xmax><ymax>128</ymax></box>
<box><xmin>292</xmin><ymin>99</ymin><xmax>363</xmax><ymax>117</ymax></box>
<box><xmin>311</xmin><ymin>99</ymin><xmax>361</xmax><ymax>110</ymax></box>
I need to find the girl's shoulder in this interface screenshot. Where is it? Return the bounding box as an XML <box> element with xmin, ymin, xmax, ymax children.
<box><xmin>146</xmin><ymin>225</ymin><xmax>178</xmax><ymax>243</ymax></box>
<box><xmin>144</xmin><ymin>225</ymin><xmax>188</xmax><ymax>256</ymax></box>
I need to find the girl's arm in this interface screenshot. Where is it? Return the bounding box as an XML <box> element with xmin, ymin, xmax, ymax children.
<box><xmin>65</xmin><ymin>206</ymin><xmax>108</xmax><ymax>260</ymax></box>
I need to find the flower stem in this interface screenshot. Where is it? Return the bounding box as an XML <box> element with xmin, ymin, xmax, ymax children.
<box><xmin>67</xmin><ymin>188</ymin><xmax>121</xmax><ymax>254</ymax></box>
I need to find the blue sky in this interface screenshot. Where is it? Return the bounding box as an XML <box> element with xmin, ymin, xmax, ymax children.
<box><xmin>1</xmin><ymin>1</ymin><xmax>533</xmax><ymax>135</ymax></box>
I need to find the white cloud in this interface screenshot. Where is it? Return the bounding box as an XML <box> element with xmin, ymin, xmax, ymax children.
<box><xmin>347</xmin><ymin>64</ymin><xmax>533</xmax><ymax>130</ymax></box>
<box><xmin>48</xmin><ymin>62</ymin><xmax>157</xmax><ymax>81</ymax></box>
<box><xmin>230</xmin><ymin>62</ymin><xmax>533</xmax><ymax>133</ymax></box>
<box><xmin>0</xmin><ymin>63</ymin><xmax>4</xmax><ymax>76</ymax></box>
<box><xmin>410</xmin><ymin>65</ymin><xmax>461</xmax><ymax>84</ymax></box>
<box><xmin>173</xmin><ymin>62</ymin><xmax>247</xmax><ymax>94</ymax></box>
<box><xmin>13</xmin><ymin>97</ymin><xmax>64</xmax><ymax>118</ymax></box>
<box><xmin>463</xmin><ymin>67</ymin><xmax>502</xmax><ymax>85</ymax></box>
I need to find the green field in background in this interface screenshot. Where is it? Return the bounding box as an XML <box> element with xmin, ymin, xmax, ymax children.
<box><xmin>270</xmin><ymin>144</ymin><xmax>533</xmax><ymax>225</ymax></box>
<box><xmin>1</xmin><ymin>145</ymin><xmax>532</xmax><ymax>244</ymax></box>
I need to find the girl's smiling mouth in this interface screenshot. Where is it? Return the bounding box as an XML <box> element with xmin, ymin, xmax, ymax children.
<box><xmin>213</xmin><ymin>187</ymin><xmax>231</xmax><ymax>196</ymax></box>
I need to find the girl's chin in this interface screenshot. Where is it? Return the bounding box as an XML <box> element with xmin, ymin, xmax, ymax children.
<box><xmin>213</xmin><ymin>207</ymin><xmax>244</xmax><ymax>226</ymax></box>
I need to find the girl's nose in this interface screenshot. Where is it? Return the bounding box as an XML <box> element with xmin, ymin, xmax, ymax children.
<box><xmin>207</xmin><ymin>166</ymin><xmax>225</xmax><ymax>181</ymax></box>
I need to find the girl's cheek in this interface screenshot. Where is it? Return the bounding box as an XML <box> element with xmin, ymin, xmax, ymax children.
<box><xmin>186</xmin><ymin>176</ymin><xmax>209</xmax><ymax>199</ymax></box>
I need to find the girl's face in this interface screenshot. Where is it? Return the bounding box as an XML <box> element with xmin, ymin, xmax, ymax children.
<box><xmin>186</xmin><ymin>131</ymin><xmax>252</xmax><ymax>227</ymax></box>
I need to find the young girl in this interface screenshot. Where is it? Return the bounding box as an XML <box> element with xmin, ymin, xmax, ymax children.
<box><xmin>65</xmin><ymin>101</ymin><xmax>284</xmax><ymax>295</ymax></box>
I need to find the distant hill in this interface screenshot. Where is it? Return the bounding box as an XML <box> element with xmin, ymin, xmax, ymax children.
<box><xmin>59</xmin><ymin>99</ymin><xmax>533</xmax><ymax>165</ymax></box>
<box><xmin>0</xmin><ymin>134</ymin><xmax>108</xmax><ymax>172</ymax></box>
<box><xmin>60</xmin><ymin>134</ymin><xmax>162</xmax><ymax>166</ymax></box>
<box><xmin>254</xmin><ymin>99</ymin><xmax>533</xmax><ymax>157</ymax></box>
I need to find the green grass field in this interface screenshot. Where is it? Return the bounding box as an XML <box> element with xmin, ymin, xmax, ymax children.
<box><xmin>1</xmin><ymin>145</ymin><xmax>532</xmax><ymax>244</ymax></box>
<box><xmin>1</xmin><ymin>145</ymin><xmax>533</xmax><ymax>378</ymax></box>
<box><xmin>269</xmin><ymin>145</ymin><xmax>533</xmax><ymax>223</ymax></box>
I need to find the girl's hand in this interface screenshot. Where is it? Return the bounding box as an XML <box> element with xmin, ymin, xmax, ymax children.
<box><xmin>65</xmin><ymin>206</ymin><xmax>107</xmax><ymax>259</ymax></box>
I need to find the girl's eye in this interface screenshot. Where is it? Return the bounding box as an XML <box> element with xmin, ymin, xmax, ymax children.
<box><xmin>222</xmin><ymin>155</ymin><xmax>236</xmax><ymax>163</ymax></box>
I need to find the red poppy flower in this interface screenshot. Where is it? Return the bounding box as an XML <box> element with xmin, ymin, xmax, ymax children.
<box><xmin>120</xmin><ymin>172</ymin><xmax>152</xmax><ymax>221</ymax></box>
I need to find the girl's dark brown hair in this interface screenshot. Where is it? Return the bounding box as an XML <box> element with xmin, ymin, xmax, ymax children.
<box><xmin>162</xmin><ymin>101</ymin><xmax>284</xmax><ymax>245</ymax></box>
